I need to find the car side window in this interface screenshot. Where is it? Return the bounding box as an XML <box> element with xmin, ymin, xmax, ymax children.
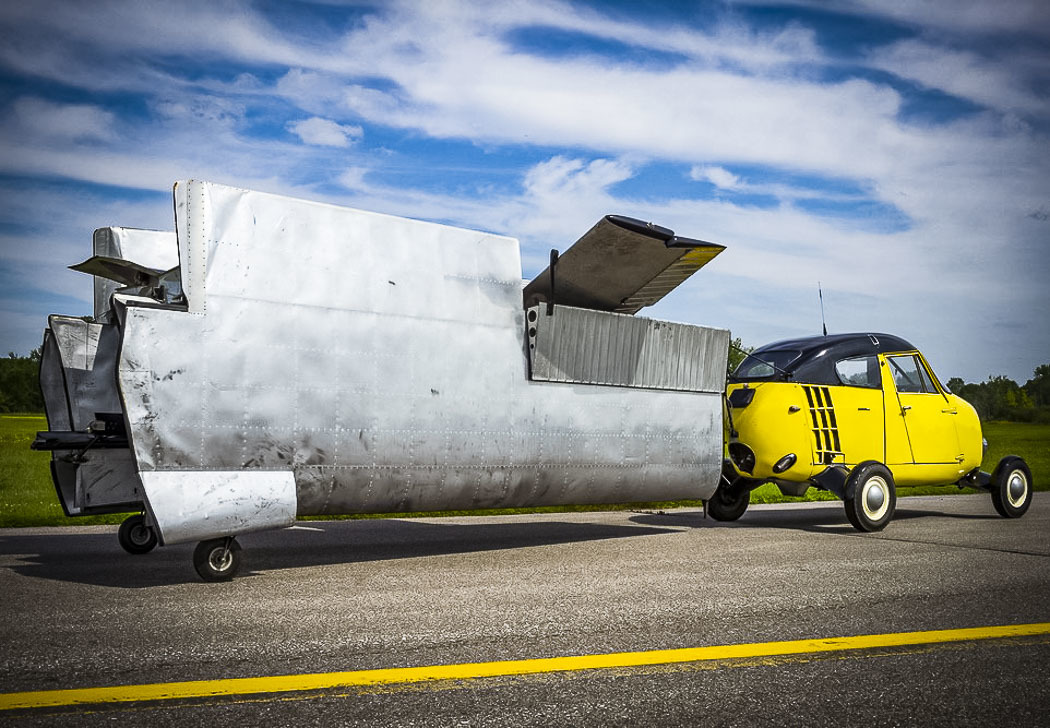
<box><xmin>916</xmin><ymin>358</ymin><xmax>938</xmax><ymax>393</ymax></box>
<box><xmin>888</xmin><ymin>355</ymin><xmax>936</xmax><ymax>393</ymax></box>
<box><xmin>888</xmin><ymin>355</ymin><xmax>921</xmax><ymax>392</ymax></box>
<box><xmin>834</xmin><ymin>355</ymin><xmax>880</xmax><ymax>388</ymax></box>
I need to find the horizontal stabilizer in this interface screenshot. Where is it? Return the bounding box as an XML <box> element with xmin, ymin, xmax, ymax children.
<box><xmin>523</xmin><ymin>215</ymin><xmax>724</xmax><ymax>314</ymax></box>
<box><xmin>70</xmin><ymin>256</ymin><xmax>168</xmax><ymax>287</ymax></box>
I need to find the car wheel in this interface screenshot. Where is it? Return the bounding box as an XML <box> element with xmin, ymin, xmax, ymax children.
<box><xmin>708</xmin><ymin>466</ymin><xmax>752</xmax><ymax>522</ymax></box>
<box><xmin>990</xmin><ymin>456</ymin><xmax>1032</xmax><ymax>518</ymax></box>
<box><xmin>844</xmin><ymin>461</ymin><xmax>896</xmax><ymax>532</ymax></box>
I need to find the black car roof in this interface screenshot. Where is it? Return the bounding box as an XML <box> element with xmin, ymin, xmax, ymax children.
<box><xmin>737</xmin><ymin>332</ymin><xmax>917</xmax><ymax>384</ymax></box>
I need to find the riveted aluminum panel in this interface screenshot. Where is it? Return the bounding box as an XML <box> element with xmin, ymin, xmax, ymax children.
<box><xmin>48</xmin><ymin>316</ymin><xmax>123</xmax><ymax>430</ymax></box>
<box><xmin>140</xmin><ymin>470</ymin><xmax>296</xmax><ymax>544</ymax></box>
<box><xmin>527</xmin><ymin>305</ymin><xmax>729</xmax><ymax>393</ymax></box>
<box><xmin>116</xmin><ymin>181</ymin><xmax>725</xmax><ymax>527</ymax></box>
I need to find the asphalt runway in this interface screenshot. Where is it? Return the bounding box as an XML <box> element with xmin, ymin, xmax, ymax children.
<box><xmin>2</xmin><ymin>493</ymin><xmax>1049</xmax><ymax>726</ymax></box>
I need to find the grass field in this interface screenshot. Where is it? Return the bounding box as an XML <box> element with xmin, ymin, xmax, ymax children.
<box><xmin>1</xmin><ymin>414</ymin><xmax>1047</xmax><ymax>528</ymax></box>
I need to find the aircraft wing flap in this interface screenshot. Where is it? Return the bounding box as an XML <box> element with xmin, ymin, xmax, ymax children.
<box><xmin>523</xmin><ymin>216</ymin><xmax>724</xmax><ymax>314</ymax></box>
<box><xmin>615</xmin><ymin>240</ymin><xmax>725</xmax><ymax>314</ymax></box>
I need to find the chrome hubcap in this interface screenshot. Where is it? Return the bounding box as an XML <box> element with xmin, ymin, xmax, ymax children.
<box><xmin>862</xmin><ymin>476</ymin><xmax>890</xmax><ymax>521</ymax></box>
<box><xmin>1007</xmin><ymin>471</ymin><xmax>1028</xmax><ymax>508</ymax></box>
<box><xmin>208</xmin><ymin>547</ymin><xmax>233</xmax><ymax>572</ymax></box>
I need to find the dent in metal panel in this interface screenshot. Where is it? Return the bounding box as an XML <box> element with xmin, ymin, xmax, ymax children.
<box><xmin>528</xmin><ymin>305</ymin><xmax>729</xmax><ymax>393</ymax></box>
<box><xmin>141</xmin><ymin>470</ymin><xmax>296</xmax><ymax>545</ymax></box>
<box><xmin>74</xmin><ymin>450</ymin><xmax>143</xmax><ymax>510</ymax></box>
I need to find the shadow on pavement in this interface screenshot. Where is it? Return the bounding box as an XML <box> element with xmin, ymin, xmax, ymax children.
<box><xmin>1</xmin><ymin>518</ymin><xmax>682</xmax><ymax>589</ymax></box>
<box><xmin>629</xmin><ymin>501</ymin><xmax>1000</xmax><ymax>534</ymax></box>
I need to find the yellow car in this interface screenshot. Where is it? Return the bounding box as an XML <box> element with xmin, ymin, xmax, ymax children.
<box><xmin>715</xmin><ymin>333</ymin><xmax>1033</xmax><ymax>531</ymax></box>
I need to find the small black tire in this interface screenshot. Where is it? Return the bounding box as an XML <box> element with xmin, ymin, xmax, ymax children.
<box><xmin>990</xmin><ymin>456</ymin><xmax>1032</xmax><ymax>518</ymax></box>
<box><xmin>118</xmin><ymin>514</ymin><xmax>158</xmax><ymax>555</ymax></box>
<box><xmin>193</xmin><ymin>538</ymin><xmax>242</xmax><ymax>582</ymax></box>
<box><xmin>708</xmin><ymin>467</ymin><xmax>752</xmax><ymax>522</ymax></box>
<box><xmin>844</xmin><ymin>461</ymin><xmax>896</xmax><ymax>532</ymax></box>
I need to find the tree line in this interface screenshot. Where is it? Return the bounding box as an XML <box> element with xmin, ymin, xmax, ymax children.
<box><xmin>946</xmin><ymin>366</ymin><xmax>1050</xmax><ymax>424</ymax></box>
<box><xmin>2</xmin><ymin>344</ymin><xmax>1049</xmax><ymax>423</ymax></box>
<box><xmin>0</xmin><ymin>349</ymin><xmax>44</xmax><ymax>413</ymax></box>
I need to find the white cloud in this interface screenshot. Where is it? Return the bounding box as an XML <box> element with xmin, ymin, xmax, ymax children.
<box><xmin>279</xmin><ymin>5</ymin><xmax>911</xmax><ymax>184</ymax></box>
<box><xmin>275</xmin><ymin>69</ymin><xmax>349</xmax><ymax>115</ymax></box>
<box><xmin>523</xmin><ymin>157</ymin><xmax>633</xmax><ymax>197</ymax></box>
<box><xmin>10</xmin><ymin>97</ymin><xmax>116</xmax><ymax>142</ymax></box>
<box><xmin>0</xmin><ymin>0</ymin><xmax>328</xmax><ymax>89</ymax></box>
<box><xmin>337</xmin><ymin>167</ymin><xmax>370</xmax><ymax>190</ymax></box>
<box><xmin>690</xmin><ymin>165</ymin><xmax>743</xmax><ymax>190</ymax></box>
<box><xmin>0</xmin><ymin>0</ymin><xmax>1047</xmax><ymax>382</ymax></box>
<box><xmin>869</xmin><ymin>39</ymin><xmax>1046</xmax><ymax>116</ymax></box>
<box><xmin>287</xmin><ymin>117</ymin><xmax>363</xmax><ymax>147</ymax></box>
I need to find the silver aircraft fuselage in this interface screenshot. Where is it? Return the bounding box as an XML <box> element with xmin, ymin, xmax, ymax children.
<box><xmin>37</xmin><ymin>180</ymin><xmax>729</xmax><ymax>548</ymax></box>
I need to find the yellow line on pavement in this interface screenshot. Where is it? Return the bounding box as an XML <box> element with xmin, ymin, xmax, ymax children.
<box><xmin>3</xmin><ymin>622</ymin><xmax>1049</xmax><ymax>711</ymax></box>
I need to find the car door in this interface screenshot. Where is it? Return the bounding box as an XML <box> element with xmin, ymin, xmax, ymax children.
<box><xmin>830</xmin><ymin>355</ymin><xmax>885</xmax><ymax>466</ymax></box>
<box><xmin>882</xmin><ymin>353</ymin><xmax>963</xmax><ymax>480</ymax></box>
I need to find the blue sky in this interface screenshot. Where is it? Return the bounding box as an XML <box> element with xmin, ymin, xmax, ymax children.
<box><xmin>1</xmin><ymin>0</ymin><xmax>1048</xmax><ymax>384</ymax></box>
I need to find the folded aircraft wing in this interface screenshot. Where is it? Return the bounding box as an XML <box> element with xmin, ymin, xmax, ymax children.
<box><xmin>522</xmin><ymin>215</ymin><xmax>725</xmax><ymax>315</ymax></box>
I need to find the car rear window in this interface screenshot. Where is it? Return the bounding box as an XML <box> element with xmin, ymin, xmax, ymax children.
<box><xmin>835</xmin><ymin>355</ymin><xmax>880</xmax><ymax>388</ymax></box>
<box><xmin>734</xmin><ymin>349</ymin><xmax>801</xmax><ymax>379</ymax></box>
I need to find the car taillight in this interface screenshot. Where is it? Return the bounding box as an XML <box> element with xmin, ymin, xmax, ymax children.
<box><xmin>729</xmin><ymin>387</ymin><xmax>755</xmax><ymax>408</ymax></box>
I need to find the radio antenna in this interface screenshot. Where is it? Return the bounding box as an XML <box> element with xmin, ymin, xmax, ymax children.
<box><xmin>818</xmin><ymin>281</ymin><xmax>828</xmax><ymax>336</ymax></box>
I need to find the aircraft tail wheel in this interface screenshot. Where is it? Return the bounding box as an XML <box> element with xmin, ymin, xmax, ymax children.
<box><xmin>193</xmin><ymin>537</ymin><xmax>242</xmax><ymax>582</ymax></box>
<box><xmin>707</xmin><ymin>465</ymin><xmax>752</xmax><ymax>522</ymax></box>
<box><xmin>844</xmin><ymin>461</ymin><xmax>896</xmax><ymax>532</ymax></box>
<box><xmin>990</xmin><ymin>456</ymin><xmax>1033</xmax><ymax>519</ymax></box>
<box><xmin>118</xmin><ymin>514</ymin><xmax>158</xmax><ymax>555</ymax></box>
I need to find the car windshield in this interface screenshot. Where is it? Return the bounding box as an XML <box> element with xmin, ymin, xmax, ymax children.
<box><xmin>733</xmin><ymin>349</ymin><xmax>801</xmax><ymax>379</ymax></box>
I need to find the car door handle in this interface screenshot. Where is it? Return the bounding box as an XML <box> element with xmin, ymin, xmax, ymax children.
<box><xmin>941</xmin><ymin>408</ymin><xmax>957</xmax><ymax>414</ymax></box>
<box><xmin>858</xmin><ymin>407</ymin><xmax>870</xmax><ymax>411</ymax></box>
<box><xmin>901</xmin><ymin>405</ymin><xmax>912</xmax><ymax>411</ymax></box>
